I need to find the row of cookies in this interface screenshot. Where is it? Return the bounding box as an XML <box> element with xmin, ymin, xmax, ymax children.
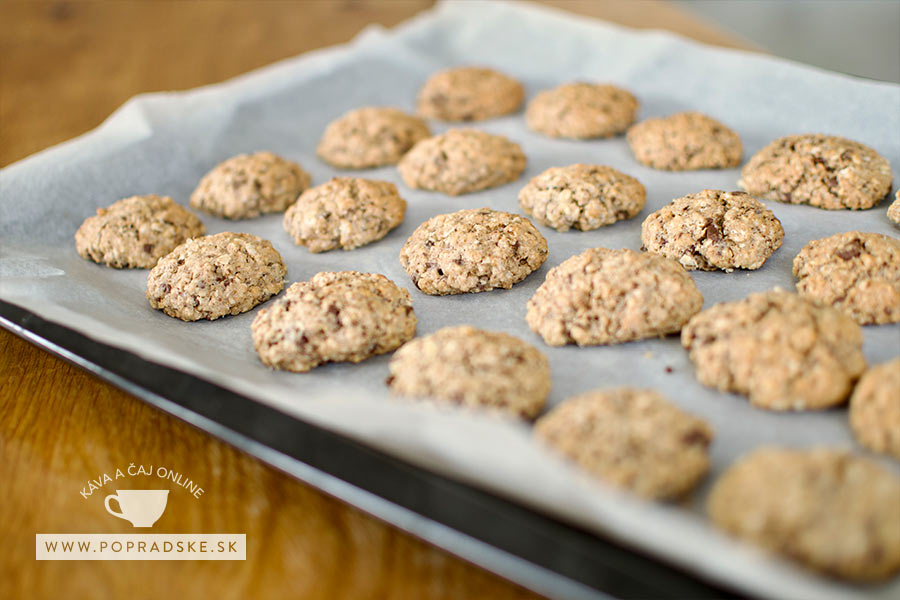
<box><xmin>73</xmin><ymin>179</ymin><xmax>899</xmax><ymax>327</ymax></box>
<box><xmin>390</xmin><ymin>123</ymin><xmax>900</xmax><ymax>218</ymax></box>
<box><xmin>321</xmin><ymin>65</ymin><xmax>899</xmax><ymax>218</ymax></box>
<box><xmin>93</xmin><ymin>68</ymin><xmax>895</xmax><ymax>221</ymax></box>
<box><xmin>77</xmin><ymin>167</ymin><xmax>898</xmax><ymax>329</ymax></box>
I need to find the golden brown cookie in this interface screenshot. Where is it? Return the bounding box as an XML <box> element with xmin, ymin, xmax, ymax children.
<box><xmin>535</xmin><ymin>388</ymin><xmax>713</xmax><ymax>500</ymax></box>
<box><xmin>75</xmin><ymin>195</ymin><xmax>205</xmax><ymax>269</ymax></box>
<box><xmin>190</xmin><ymin>151</ymin><xmax>311</xmax><ymax>219</ymax></box>
<box><xmin>738</xmin><ymin>134</ymin><xmax>893</xmax><ymax>210</ymax></box>
<box><xmin>417</xmin><ymin>66</ymin><xmax>524</xmax><ymax>121</ymax></box>
<box><xmin>641</xmin><ymin>190</ymin><xmax>784</xmax><ymax>271</ymax></box>
<box><xmin>888</xmin><ymin>190</ymin><xmax>900</xmax><ymax>225</ymax></box>
<box><xmin>849</xmin><ymin>358</ymin><xmax>900</xmax><ymax>460</ymax></box>
<box><xmin>397</xmin><ymin>129</ymin><xmax>526</xmax><ymax>196</ymax></box>
<box><xmin>387</xmin><ymin>326</ymin><xmax>549</xmax><ymax>418</ymax></box>
<box><xmin>526</xmin><ymin>248</ymin><xmax>703</xmax><ymax>346</ymax></box>
<box><xmin>518</xmin><ymin>164</ymin><xmax>646</xmax><ymax>232</ymax></box>
<box><xmin>525</xmin><ymin>82</ymin><xmax>638</xmax><ymax>139</ymax></box>
<box><xmin>283</xmin><ymin>177</ymin><xmax>406</xmax><ymax>253</ymax></box>
<box><xmin>708</xmin><ymin>447</ymin><xmax>900</xmax><ymax>581</ymax></box>
<box><xmin>792</xmin><ymin>231</ymin><xmax>900</xmax><ymax>325</ymax></box>
<box><xmin>400</xmin><ymin>208</ymin><xmax>547</xmax><ymax>295</ymax></box>
<box><xmin>626</xmin><ymin>112</ymin><xmax>742</xmax><ymax>171</ymax></box>
<box><xmin>681</xmin><ymin>289</ymin><xmax>866</xmax><ymax>410</ymax></box>
<box><xmin>316</xmin><ymin>107</ymin><xmax>430</xmax><ymax>169</ymax></box>
<box><xmin>147</xmin><ymin>232</ymin><xmax>286</xmax><ymax>321</ymax></box>
<box><xmin>251</xmin><ymin>271</ymin><xmax>416</xmax><ymax>372</ymax></box>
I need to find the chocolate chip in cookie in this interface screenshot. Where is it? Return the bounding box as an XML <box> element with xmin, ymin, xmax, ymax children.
<box><xmin>400</xmin><ymin>208</ymin><xmax>547</xmax><ymax>295</ymax></box>
<box><xmin>793</xmin><ymin>231</ymin><xmax>900</xmax><ymax>324</ymax></box>
<box><xmin>641</xmin><ymin>189</ymin><xmax>784</xmax><ymax>271</ymax></box>
<box><xmin>738</xmin><ymin>134</ymin><xmax>892</xmax><ymax>210</ymax></box>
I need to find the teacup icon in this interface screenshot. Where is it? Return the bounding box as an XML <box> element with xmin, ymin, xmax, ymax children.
<box><xmin>104</xmin><ymin>490</ymin><xmax>169</xmax><ymax>528</ymax></box>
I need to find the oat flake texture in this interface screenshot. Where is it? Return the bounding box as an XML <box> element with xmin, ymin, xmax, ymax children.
<box><xmin>400</xmin><ymin>207</ymin><xmax>547</xmax><ymax>295</ymax></box>
<box><xmin>146</xmin><ymin>232</ymin><xmax>286</xmax><ymax>321</ymax></box>
<box><xmin>518</xmin><ymin>164</ymin><xmax>646</xmax><ymax>232</ymax></box>
<box><xmin>681</xmin><ymin>289</ymin><xmax>866</xmax><ymax>410</ymax></box>
<box><xmin>526</xmin><ymin>247</ymin><xmax>703</xmax><ymax>346</ymax></box>
<box><xmin>641</xmin><ymin>189</ymin><xmax>784</xmax><ymax>272</ymax></box>
<box><xmin>626</xmin><ymin>111</ymin><xmax>742</xmax><ymax>171</ymax></box>
<box><xmin>397</xmin><ymin>129</ymin><xmax>526</xmax><ymax>196</ymax></box>
<box><xmin>190</xmin><ymin>151</ymin><xmax>311</xmax><ymax>219</ymax></box>
<box><xmin>251</xmin><ymin>271</ymin><xmax>416</xmax><ymax>372</ymax></box>
<box><xmin>792</xmin><ymin>231</ymin><xmax>900</xmax><ymax>325</ymax></box>
<box><xmin>738</xmin><ymin>134</ymin><xmax>893</xmax><ymax>210</ymax></box>
<box><xmin>283</xmin><ymin>177</ymin><xmax>406</xmax><ymax>253</ymax></box>
<box><xmin>75</xmin><ymin>194</ymin><xmax>205</xmax><ymax>269</ymax></box>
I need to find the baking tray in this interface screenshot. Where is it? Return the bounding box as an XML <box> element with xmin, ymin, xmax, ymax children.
<box><xmin>2</xmin><ymin>2</ymin><xmax>898</xmax><ymax>599</ymax></box>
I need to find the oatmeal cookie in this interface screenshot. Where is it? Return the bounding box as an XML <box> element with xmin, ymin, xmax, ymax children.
<box><xmin>387</xmin><ymin>326</ymin><xmax>549</xmax><ymax>418</ymax></box>
<box><xmin>190</xmin><ymin>151</ymin><xmax>311</xmax><ymax>219</ymax></box>
<box><xmin>525</xmin><ymin>82</ymin><xmax>638</xmax><ymax>139</ymax></box>
<box><xmin>888</xmin><ymin>190</ymin><xmax>900</xmax><ymax>225</ymax></box>
<box><xmin>518</xmin><ymin>164</ymin><xmax>646</xmax><ymax>232</ymax></box>
<box><xmin>316</xmin><ymin>107</ymin><xmax>430</xmax><ymax>169</ymax></box>
<box><xmin>641</xmin><ymin>189</ymin><xmax>784</xmax><ymax>271</ymax></box>
<box><xmin>252</xmin><ymin>271</ymin><xmax>416</xmax><ymax>372</ymax></box>
<box><xmin>738</xmin><ymin>134</ymin><xmax>892</xmax><ymax>210</ymax></box>
<box><xmin>626</xmin><ymin>112</ymin><xmax>742</xmax><ymax>171</ymax></box>
<box><xmin>793</xmin><ymin>231</ymin><xmax>900</xmax><ymax>325</ymax></box>
<box><xmin>400</xmin><ymin>208</ymin><xmax>547</xmax><ymax>295</ymax></box>
<box><xmin>147</xmin><ymin>232</ymin><xmax>286</xmax><ymax>321</ymax></box>
<box><xmin>708</xmin><ymin>447</ymin><xmax>900</xmax><ymax>581</ymax></box>
<box><xmin>526</xmin><ymin>248</ymin><xmax>703</xmax><ymax>346</ymax></box>
<box><xmin>75</xmin><ymin>194</ymin><xmax>205</xmax><ymax>268</ymax></box>
<box><xmin>850</xmin><ymin>359</ymin><xmax>900</xmax><ymax>460</ymax></box>
<box><xmin>417</xmin><ymin>66</ymin><xmax>523</xmax><ymax>121</ymax></box>
<box><xmin>535</xmin><ymin>387</ymin><xmax>713</xmax><ymax>500</ymax></box>
<box><xmin>681</xmin><ymin>289</ymin><xmax>866</xmax><ymax>410</ymax></box>
<box><xmin>397</xmin><ymin>129</ymin><xmax>526</xmax><ymax>196</ymax></box>
<box><xmin>283</xmin><ymin>177</ymin><xmax>406</xmax><ymax>253</ymax></box>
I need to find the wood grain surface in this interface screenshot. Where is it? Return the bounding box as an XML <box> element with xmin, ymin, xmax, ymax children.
<box><xmin>0</xmin><ymin>2</ymin><xmax>749</xmax><ymax>599</ymax></box>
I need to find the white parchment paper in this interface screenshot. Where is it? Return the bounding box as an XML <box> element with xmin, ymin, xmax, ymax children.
<box><xmin>2</xmin><ymin>2</ymin><xmax>899</xmax><ymax>598</ymax></box>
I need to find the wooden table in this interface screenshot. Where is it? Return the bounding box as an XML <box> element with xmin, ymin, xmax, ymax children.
<box><xmin>0</xmin><ymin>2</ymin><xmax>752</xmax><ymax>598</ymax></box>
